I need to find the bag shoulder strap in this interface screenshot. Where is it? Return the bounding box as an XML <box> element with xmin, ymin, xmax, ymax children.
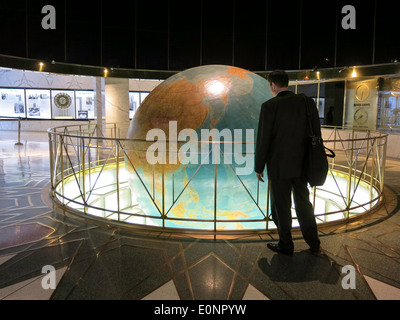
<box><xmin>299</xmin><ymin>93</ymin><xmax>314</xmax><ymax>137</ymax></box>
<box><xmin>299</xmin><ymin>93</ymin><xmax>336</xmax><ymax>158</ymax></box>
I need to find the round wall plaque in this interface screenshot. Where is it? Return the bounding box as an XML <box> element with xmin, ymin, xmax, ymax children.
<box><xmin>54</xmin><ymin>92</ymin><xmax>72</xmax><ymax>109</ymax></box>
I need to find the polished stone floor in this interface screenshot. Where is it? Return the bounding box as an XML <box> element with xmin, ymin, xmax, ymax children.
<box><xmin>1</xmin><ymin>131</ymin><xmax>400</xmax><ymax>301</ymax></box>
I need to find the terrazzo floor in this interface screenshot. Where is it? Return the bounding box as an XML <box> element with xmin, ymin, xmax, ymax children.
<box><xmin>1</xmin><ymin>131</ymin><xmax>400</xmax><ymax>304</ymax></box>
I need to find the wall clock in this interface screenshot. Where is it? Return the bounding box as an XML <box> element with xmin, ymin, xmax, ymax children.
<box><xmin>355</xmin><ymin>84</ymin><xmax>370</xmax><ymax>102</ymax></box>
<box><xmin>354</xmin><ymin>108</ymin><xmax>368</xmax><ymax>125</ymax></box>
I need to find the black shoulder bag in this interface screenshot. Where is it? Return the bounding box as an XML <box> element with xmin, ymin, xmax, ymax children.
<box><xmin>302</xmin><ymin>95</ymin><xmax>335</xmax><ymax>187</ymax></box>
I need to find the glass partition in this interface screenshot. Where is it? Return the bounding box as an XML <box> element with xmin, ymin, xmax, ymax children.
<box><xmin>377</xmin><ymin>76</ymin><xmax>400</xmax><ymax>131</ymax></box>
<box><xmin>319</xmin><ymin>81</ymin><xmax>345</xmax><ymax>128</ymax></box>
<box><xmin>129</xmin><ymin>92</ymin><xmax>140</xmax><ymax>119</ymax></box>
<box><xmin>297</xmin><ymin>83</ymin><xmax>318</xmax><ymax>97</ymax></box>
<box><xmin>129</xmin><ymin>91</ymin><xmax>150</xmax><ymax>119</ymax></box>
<box><xmin>295</xmin><ymin>83</ymin><xmax>322</xmax><ymax>120</ymax></box>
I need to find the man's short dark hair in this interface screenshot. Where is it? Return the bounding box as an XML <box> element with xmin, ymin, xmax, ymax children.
<box><xmin>268</xmin><ymin>70</ymin><xmax>289</xmax><ymax>88</ymax></box>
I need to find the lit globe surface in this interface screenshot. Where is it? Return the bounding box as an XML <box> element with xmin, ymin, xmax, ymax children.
<box><xmin>125</xmin><ymin>65</ymin><xmax>273</xmax><ymax>230</ymax></box>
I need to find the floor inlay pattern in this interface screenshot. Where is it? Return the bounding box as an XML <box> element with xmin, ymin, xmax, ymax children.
<box><xmin>1</xmin><ymin>134</ymin><xmax>400</xmax><ymax>300</ymax></box>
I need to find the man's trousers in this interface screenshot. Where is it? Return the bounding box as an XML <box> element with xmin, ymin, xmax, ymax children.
<box><xmin>269</xmin><ymin>176</ymin><xmax>320</xmax><ymax>251</ymax></box>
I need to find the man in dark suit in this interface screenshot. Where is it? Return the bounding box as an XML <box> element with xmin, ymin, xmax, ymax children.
<box><xmin>255</xmin><ymin>70</ymin><xmax>321</xmax><ymax>256</ymax></box>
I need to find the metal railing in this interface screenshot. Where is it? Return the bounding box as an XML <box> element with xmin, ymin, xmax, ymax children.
<box><xmin>47</xmin><ymin>123</ymin><xmax>388</xmax><ymax>234</ymax></box>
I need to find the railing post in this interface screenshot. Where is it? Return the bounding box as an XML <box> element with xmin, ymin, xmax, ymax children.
<box><xmin>214</xmin><ymin>160</ymin><xmax>217</xmax><ymax>234</ymax></box>
<box><xmin>162</xmin><ymin>163</ymin><xmax>165</xmax><ymax>228</ymax></box>
<box><xmin>116</xmin><ymin>140</ymin><xmax>121</xmax><ymax>221</ymax></box>
<box><xmin>370</xmin><ymin>136</ymin><xmax>377</xmax><ymax>209</ymax></box>
<box><xmin>60</xmin><ymin>135</ymin><xmax>65</xmax><ymax>205</ymax></box>
<box><xmin>332</xmin><ymin>127</ymin><xmax>337</xmax><ymax>170</ymax></box>
<box><xmin>48</xmin><ymin>131</ymin><xmax>54</xmax><ymax>197</ymax></box>
<box><xmin>81</xmin><ymin>137</ymin><xmax>87</xmax><ymax>213</ymax></box>
<box><xmin>346</xmin><ymin>130</ymin><xmax>355</xmax><ymax>219</ymax></box>
<box><xmin>15</xmin><ymin>117</ymin><xmax>23</xmax><ymax>146</ymax></box>
<box><xmin>381</xmin><ymin>134</ymin><xmax>388</xmax><ymax>195</ymax></box>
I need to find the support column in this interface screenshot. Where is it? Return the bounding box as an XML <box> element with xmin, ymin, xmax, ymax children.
<box><xmin>94</xmin><ymin>77</ymin><xmax>105</xmax><ymax>131</ymax></box>
<box><xmin>104</xmin><ymin>77</ymin><xmax>130</xmax><ymax>126</ymax></box>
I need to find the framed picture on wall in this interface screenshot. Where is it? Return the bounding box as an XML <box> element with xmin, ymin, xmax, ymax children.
<box><xmin>51</xmin><ymin>90</ymin><xmax>75</xmax><ymax>119</ymax></box>
<box><xmin>0</xmin><ymin>88</ymin><xmax>25</xmax><ymax>118</ymax></box>
<box><xmin>75</xmin><ymin>90</ymin><xmax>95</xmax><ymax>119</ymax></box>
<box><xmin>26</xmin><ymin>89</ymin><xmax>51</xmax><ymax>119</ymax></box>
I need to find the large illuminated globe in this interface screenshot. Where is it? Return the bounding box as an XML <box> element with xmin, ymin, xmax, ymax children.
<box><xmin>125</xmin><ymin>65</ymin><xmax>273</xmax><ymax>230</ymax></box>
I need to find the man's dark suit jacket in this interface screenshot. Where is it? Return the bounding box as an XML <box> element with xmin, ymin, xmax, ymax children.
<box><xmin>255</xmin><ymin>90</ymin><xmax>321</xmax><ymax>180</ymax></box>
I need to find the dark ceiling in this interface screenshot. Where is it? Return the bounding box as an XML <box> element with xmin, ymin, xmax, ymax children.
<box><xmin>0</xmin><ymin>0</ymin><xmax>399</xmax><ymax>72</ymax></box>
